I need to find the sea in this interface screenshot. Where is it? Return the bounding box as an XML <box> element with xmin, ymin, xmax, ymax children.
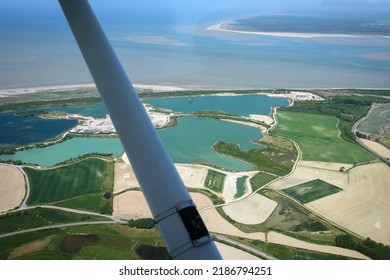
<box><xmin>0</xmin><ymin>2</ymin><xmax>390</xmax><ymax>89</ymax></box>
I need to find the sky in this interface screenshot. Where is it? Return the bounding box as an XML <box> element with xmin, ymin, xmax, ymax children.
<box><xmin>0</xmin><ymin>0</ymin><xmax>390</xmax><ymax>89</ymax></box>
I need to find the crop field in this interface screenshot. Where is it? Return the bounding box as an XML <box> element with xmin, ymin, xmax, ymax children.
<box><xmin>307</xmin><ymin>162</ymin><xmax>390</xmax><ymax>245</ymax></box>
<box><xmin>0</xmin><ymin>207</ymin><xmax>109</xmax><ymax>234</ymax></box>
<box><xmin>204</xmin><ymin>169</ymin><xmax>226</xmax><ymax>193</ymax></box>
<box><xmin>271</xmin><ymin>111</ymin><xmax>375</xmax><ymax>163</ymax></box>
<box><xmin>282</xmin><ymin>179</ymin><xmax>343</xmax><ymax>204</ymax></box>
<box><xmin>222</xmin><ymin>193</ymin><xmax>277</xmax><ymax>224</ymax></box>
<box><xmin>24</xmin><ymin>158</ymin><xmax>114</xmax><ymax>213</ymax></box>
<box><xmin>0</xmin><ymin>165</ymin><xmax>25</xmax><ymax>213</ymax></box>
<box><xmin>270</xmin><ymin>160</ymin><xmax>390</xmax><ymax>245</ymax></box>
<box><xmin>1</xmin><ymin>224</ymin><xmax>166</xmax><ymax>260</ymax></box>
<box><xmin>249</xmin><ymin>172</ymin><xmax>278</xmax><ymax>192</ymax></box>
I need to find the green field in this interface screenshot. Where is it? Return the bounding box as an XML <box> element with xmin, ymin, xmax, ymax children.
<box><xmin>204</xmin><ymin>170</ymin><xmax>226</xmax><ymax>193</ymax></box>
<box><xmin>282</xmin><ymin>179</ymin><xmax>343</xmax><ymax>204</ymax></box>
<box><xmin>24</xmin><ymin>158</ymin><xmax>114</xmax><ymax>213</ymax></box>
<box><xmin>0</xmin><ymin>208</ymin><xmax>110</xmax><ymax>234</ymax></box>
<box><xmin>249</xmin><ymin>172</ymin><xmax>278</xmax><ymax>192</ymax></box>
<box><xmin>0</xmin><ymin>224</ymin><xmax>166</xmax><ymax>260</ymax></box>
<box><xmin>213</xmin><ymin>141</ymin><xmax>294</xmax><ymax>176</ymax></box>
<box><xmin>271</xmin><ymin>111</ymin><xmax>376</xmax><ymax>163</ymax></box>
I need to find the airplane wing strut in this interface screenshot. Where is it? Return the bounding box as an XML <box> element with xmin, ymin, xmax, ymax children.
<box><xmin>59</xmin><ymin>0</ymin><xmax>222</xmax><ymax>260</ymax></box>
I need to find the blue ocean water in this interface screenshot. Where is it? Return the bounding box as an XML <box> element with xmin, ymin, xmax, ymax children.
<box><xmin>0</xmin><ymin>1</ymin><xmax>389</xmax><ymax>89</ymax></box>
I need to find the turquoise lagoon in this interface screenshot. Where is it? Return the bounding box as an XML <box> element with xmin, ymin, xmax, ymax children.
<box><xmin>158</xmin><ymin>117</ymin><xmax>261</xmax><ymax>171</ymax></box>
<box><xmin>0</xmin><ymin>137</ymin><xmax>123</xmax><ymax>167</ymax></box>
<box><xmin>1</xmin><ymin>94</ymin><xmax>288</xmax><ymax>170</ymax></box>
<box><xmin>1</xmin><ymin>117</ymin><xmax>261</xmax><ymax>170</ymax></box>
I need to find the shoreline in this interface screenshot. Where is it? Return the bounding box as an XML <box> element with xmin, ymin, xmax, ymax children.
<box><xmin>207</xmin><ymin>22</ymin><xmax>390</xmax><ymax>39</ymax></box>
<box><xmin>0</xmin><ymin>83</ymin><xmax>188</xmax><ymax>97</ymax></box>
<box><xmin>2</xmin><ymin>83</ymin><xmax>390</xmax><ymax>98</ymax></box>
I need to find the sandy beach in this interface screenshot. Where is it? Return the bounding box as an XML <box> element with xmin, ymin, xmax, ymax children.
<box><xmin>207</xmin><ymin>22</ymin><xmax>390</xmax><ymax>39</ymax></box>
<box><xmin>0</xmin><ymin>84</ymin><xmax>96</xmax><ymax>97</ymax></box>
<box><xmin>0</xmin><ymin>83</ymin><xmax>185</xmax><ymax>97</ymax></box>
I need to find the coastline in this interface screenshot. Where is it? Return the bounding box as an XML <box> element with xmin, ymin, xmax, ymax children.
<box><xmin>1</xmin><ymin>83</ymin><xmax>388</xmax><ymax>256</ymax></box>
<box><xmin>207</xmin><ymin>22</ymin><xmax>390</xmax><ymax>39</ymax></box>
<box><xmin>0</xmin><ymin>84</ymin><xmax>96</xmax><ymax>97</ymax></box>
<box><xmin>1</xmin><ymin>83</ymin><xmax>390</xmax><ymax>98</ymax></box>
<box><xmin>0</xmin><ymin>83</ymin><xmax>189</xmax><ymax>97</ymax></box>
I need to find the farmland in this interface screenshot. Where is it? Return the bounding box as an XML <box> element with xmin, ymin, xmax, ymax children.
<box><xmin>0</xmin><ymin>207</ymin><xmax>110</xmax><ymax>234</ymax></box>
<box><xmin>0</xmin><ymin>164</ymin><xmax>25</xmax><ymax>213</ymax></box>
<box><xmin>249</xmin><ymin>172</ymin><xmax>279</xmax><ymax>192</ymax></box>
<box><xmin>222</xmin><ymin>193</ymin><xmax>277</xmax><ymax>225</ymax></box>
<box><xmin>271</xmin><ymin>111</ymin><xmax>376</xmax><ymax>163</ymax></box>
<box><xmin>0</xmin><ymin>224</ymin><xmax>166</xmax><ymax>260</ymax></box>
<box><xmin>270</xmin><ymin>161</ymin><xmax>390</xmax><ymax>245</ymax></box>
<box><xmin>204</xmin><ymin>169</ymin><xmax>226</xmax><ymax>193</ymax></box>
<box><xmin>282</xmin><ymin>179</ymin><xmax>343</xmax><ymax>204</ymax></box>
<box><xmin>24</xmin><ymin>158</ymin><xmax>114</xmax><ymax>214</ymax></box>
<box><xmin>2</xmin><ymin>89</ymin><xmax>389</xmax><ymax>259</ymax></box>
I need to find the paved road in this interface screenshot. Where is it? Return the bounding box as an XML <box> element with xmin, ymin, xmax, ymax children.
<box><xmin>0</xmin><ymin>221</ymin><xmax>119</xmax><ymax>239</ymax></box>
<box><xmin>7</xmin><ymin>204</ymin><xmax>125</xmax><ymax>224</ymax></box>
<box><xmin>214</xmin><ymin>234</ymin><xmax>278</xmax><ymax>260</ymax></box>
<box><xmin>17</xmin><ymin>166</ymin><xmax>29</xmax><ymax>209</ymax></box>
<box><xmin>0</xmin><ymin>204</ymin><xmax>127</xmax><ymax>239</ymax></box>
<box><xmin>39</xmin><ymin>205</ymin><xmax>125</xmax><ymax>223</ymax></box>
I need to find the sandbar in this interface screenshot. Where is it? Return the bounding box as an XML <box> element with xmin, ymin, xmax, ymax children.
<box><xmin>207</xmin><ymin>22</ymin><xmax>390</xmax><ymax>39</ymax></box>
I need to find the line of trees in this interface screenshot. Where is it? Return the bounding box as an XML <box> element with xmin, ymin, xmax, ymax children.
<box><xmin>127</xmin><ymin>218</ymin><xmax>156</xmax><ymax>229</ymax></box>
<box><xmin>336</xmin><ymin>235</ymin><xmax>390</xmax><ymax>260</ymax></box>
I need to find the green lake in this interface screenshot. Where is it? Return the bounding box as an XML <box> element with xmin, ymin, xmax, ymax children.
<box><xmin>1</xmin><ymin>117</ymin><xmax>260</xmax><ymax>170</ymax></box>
<box><xmin>1</xmin><ymin>94</ymin><xmax>288</xmax><ymax>170</ymax></box>
<box><xmin>0</xmin><ymin>137</ymin><xmax>123</xmax><ymax>166</ymax></box>
<box><xmin>158</xmin><ymin>117</ymin><xmax>261</xmax><ymax>171</ymax></box>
